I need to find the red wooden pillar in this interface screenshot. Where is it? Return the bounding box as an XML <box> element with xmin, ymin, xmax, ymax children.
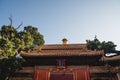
<box><xmin>33</xmin><ymin>69</ymin><xmax>50</xmax><ymax>80</ymax></box>
<box><xmin>73</xmin><ymin>69</ymin><xmax>90</xmax><ymax>80</ymax></box>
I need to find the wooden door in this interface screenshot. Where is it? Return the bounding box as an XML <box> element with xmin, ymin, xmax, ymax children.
<box><xmin>50</xmin><ymin>72</ymin><xmax>73</xmax><ymax>80</ymax></box>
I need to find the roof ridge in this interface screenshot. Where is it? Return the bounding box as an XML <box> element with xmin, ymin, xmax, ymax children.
<box><xmin>44</xmin><ymin>43</ymin><xmax>86</xmax><ymax>46</ymax></box>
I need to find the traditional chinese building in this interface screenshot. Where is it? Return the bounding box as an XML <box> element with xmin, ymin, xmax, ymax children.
<box><xmin>12</xmin><ymin>38</ymin><xmax>120</xmax><ymax>80</ymax></box>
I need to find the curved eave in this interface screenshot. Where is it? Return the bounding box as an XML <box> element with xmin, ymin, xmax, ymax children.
<box><xmin>21</xmin><ymin>51</ymin><xmax>104</xmax><ymax>58</ymax></box>
<box><xmin>101</xmin><ymin>55</ymin><xmax>120</xmax><ymax>61</ymax></box>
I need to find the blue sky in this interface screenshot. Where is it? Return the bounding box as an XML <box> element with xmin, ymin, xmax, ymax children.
<box><xmin>0</xmin><ymin>0</ymin><xmax>120</xmax><ymax>49</ymax></box>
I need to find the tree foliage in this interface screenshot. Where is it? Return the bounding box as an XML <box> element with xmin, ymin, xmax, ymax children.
<box><xmin>101</xmin><ymin>41</ymin><xmax>116</xmax><ymax>53</ymax></box>
<box><xmin>0</xmin><ymin>25</ymin><xmax>17</xmax><ymax>41</ymax></box>
<box><xmin>0</xmin><ymin>56</ymin><xmax>24</xmax><ymax>80</ymax></box>
<box><xmin>0</xmin><ymin>38</ymin><xmax>15</xmax><ymax>59</ymax></box>
<box><xmin>0</xmin><ymin>25</ymin><xmax>45</xmax><ymax>58</ymax></box>
<box><xmin>0</xmin><ymin>18</ymin><xmax>45</xmax><ymax>79</ymax></box>
<box><xmin>24</xmin><ymin>26</ymin><xmax>44</xmax><ymax>46</ymax></box>
<box><xmin>87</xmin><ymin>37</ymin><xmax>102</xmax><ymax>51</ymax></box>
<box><xmin>87</xmin><ymin>37</ymin><xmax>116</xmax><ymax>53</ymax></box>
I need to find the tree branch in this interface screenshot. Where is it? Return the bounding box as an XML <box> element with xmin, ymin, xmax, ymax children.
<box><xmin>16</xmin><ymin>22</ymin><xmax>23</xmax><ymax>29</ymax></box>
<box><xmin>9</xmin><ymin>16</ymin><xmax>12</xmax><ymax>26</ymax></box>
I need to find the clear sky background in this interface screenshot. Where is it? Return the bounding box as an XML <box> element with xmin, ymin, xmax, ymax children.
<box><xmin>0</xmin><ymin>0</ymin><xmax>120</xmax><ymax>49</ymax></box>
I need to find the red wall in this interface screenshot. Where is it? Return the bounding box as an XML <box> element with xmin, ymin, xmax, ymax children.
<box><xmin>33</xmin><ymin>69</ymin><xmax>90</xmax><ymax>80</ymax></box>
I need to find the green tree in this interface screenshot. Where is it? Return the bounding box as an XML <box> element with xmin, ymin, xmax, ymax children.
<box><xmin>0</xmin><ymin>18</ymin><xmax>45</xmax><ymax>79</ymax></box>
<box><xmin>0</xmin><ymin>25</ymin><xmax>44</xmax><ymax>54</ymax></box>
<box><xmin>0</xmin><ymin>25</ymin><xmax>17</xmax><ymax>41</ymax></box>
<box><xmin>101</xmin><ymin>41</ymin><xmax>116</xmax><ymax>53</ymax></box>
<box><xmin>0</xmin><ymin>38</ymin><xmax>15</xmax><ymax>59</ymax></box>
<box><xmin>0</xmin><ymin>56</ymin><xmax>24</xmax><ymax>80</ymax></box>
<box><xmin>87</xmin><ymin>37</ymin><xmax>102</xmax><ymax>51</ymax></box>
<box><xmin>87</xmin><ymin>37</ymin><xmax>116</xmax><ymax>53</ymax></box>
<box><xmin>24</xmin><ymin>26</ymin><xmax>45</xmax><ymax>46</ymax></box>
